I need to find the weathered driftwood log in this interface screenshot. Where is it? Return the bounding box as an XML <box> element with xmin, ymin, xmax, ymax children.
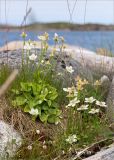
<box><xmin>0</xmin><ymin>69</ymin><xmax>18</xmax><ymax>97</ymax></box>
<box><xmin>84</xmin><ymin>145</ymin><xmax>114</xmax><ymax>160</ymax></box>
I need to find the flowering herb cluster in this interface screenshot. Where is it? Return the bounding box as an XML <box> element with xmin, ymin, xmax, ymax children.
<box><xmin>12</xmin><ymin>32</ymin><xmax>65</xmax><ymax>124</ymax></box>
<box><xmin>63</xmin><ymin>75</ymin><xmax>107</xmax><ymax>114</ymax></box>
<box><xmin>62</xmin><ymin>69</ymin><xmax>108</xmax><ymax>147</ymax></box>
<box><xmin>9</xmin><ymin>32</ymin><xmax>110</xmax><ymax>160</ymax></box>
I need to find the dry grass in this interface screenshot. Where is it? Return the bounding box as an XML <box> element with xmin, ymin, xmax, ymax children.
<box><xmin>96</xmin><ymin>48</ymin><xmax>113</xmax><ymax>57</ymax></box>
<box><xmin>0</xmin><ymin>96</ymin><xmax>68</xmax><ymax>160</ymax></box>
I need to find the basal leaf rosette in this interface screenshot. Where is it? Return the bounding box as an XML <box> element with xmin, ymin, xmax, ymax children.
<box><xmin>12</xmin><ymin>82</ymin><xmax>61</xmax><ymax>124</ymax></box>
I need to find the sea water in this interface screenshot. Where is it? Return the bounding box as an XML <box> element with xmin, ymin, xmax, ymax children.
<box><xmin>0</xmin><ymin>30</ymin><xmax>114</xmax><ymax>52</ymax></box>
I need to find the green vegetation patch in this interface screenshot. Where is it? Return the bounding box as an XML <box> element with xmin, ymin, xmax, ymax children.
<box><xmin>0</xmin><ymin>32</ymin><xmax>113</xmax><ymax>160</ymax></box>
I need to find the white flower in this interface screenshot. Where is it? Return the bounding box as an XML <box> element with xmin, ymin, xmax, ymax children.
<box><xmin>74</xmin><ymin>90</ymin><xmax>78</xmax><ymax>97</ymax></box>
<box><xmin>41</xmin><ymin>60</ymin><xmax>44</xmax><ymax>63</ymax></box>
<box><xmin>38</xmin><ymin>35</ymin><xmax>47</xmax><ymax>41</ymax></box>
<box><xmin>27</xmin><ymin>145</ymin><xmax>32</xmax><ymax>150</ymax></box>
<box><xmin>60</xmin><ymin>36</ymin><xmax>65</xmax><ymax>43</ymax></box>
<box><xmin>41</xmin><ymin>141</ymin><xmax>45</xmax><ymax>146</ymax></box>
<box><xmin>53</xmin><ymin>33</ymin><xmax>59</xmax><ymax>42</ymax></box>
<box><xmin>24</xmin><ymin>43</ymin><xmax>34</xmax><ymax>50</ymax></box>
<box><xmin>29</xmin><ymin>108</ymin><xmax>39</xmax><ymax>116</ymax></box>
<box><xmin>66</xmin><ymin>134</ymin><xmax>77</xmax><ymax>144</ymax></box>
<box><xmin>63</xmin><ymin>87</ymin><xmax>77</xmax><ymax>96</ymax></box>
<box><xmin>63</xmin><ymin>87</ymin><xmax>72</xmax><ymax>92</ymax></box>
<box><xmin>57</xmin><ymin>72</ymin><xmax>63</xmax><ymax>76</ymax></box>
<box><xmin>62</xmin><ymin>150</ymin><xmax>65</xmax><ymax>155</ymax></box>
<box><xmin>67</xmin><ymin>97</ymin><xmax>80</xmax><ymax>108</ymax></box>
<box><xmin>46</xmin><ymin>61</ymin><xmax>50</xmax><ymax>65</ymax></box>
<box><xmin>96</xmin><ymin>100</ymin><xmax>107</xmax><ymax>108</ymax></box>
<box><xmin>77</xmin><ymin>105</ymin><xmax>89</xmax><ymax>111</ymax></box>
<box><xmin>36</xmin><ymin>129</ymin><xmax>40</xmax><ymax>134</ymax></box>
<box><xmin>54</xmin><ymin>33</ymin><xmax>58</xmax><ymax>38</ymax></box>
<box><xmin>29</xmin><ymin>54</ymin><xmax>37</xmax><ymax>61</ymax></box>
<box><xmin>66</xmin><ymin>66</ymin><xmax>74</xmax><ymax>74</ymax></box>
<box><xmin>43</xmin><ymin>145</ymin><xmax>47</xmax><ymax>149</ymax></box>
<box><xmin>38</xmin><ymin>32</ymin><xmax>49</xmax><ymax>41</ymax></box>
<box><xmin>55</xmin><ymin>121</ymin><xmax>60</xmax><ymax>125</ymax></box>
<box><xmin>88</xmin><ymin>108</ymin><xmax>99</xmax><ymax>114</ymax></box>
<box><xmin>85</xmin><ymin>97</ymin><xmax>96</xmax><ymax>103</ymax></box>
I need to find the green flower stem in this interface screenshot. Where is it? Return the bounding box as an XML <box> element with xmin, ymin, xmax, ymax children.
<box><xmin>22</xmin><ymin>39</ymin><xmax>26</xmax><ymax>69</ymax></box>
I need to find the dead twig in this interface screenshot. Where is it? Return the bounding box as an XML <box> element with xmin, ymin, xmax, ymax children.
<box><xmin>0</xmin><ymin>69</ymin><xmax>18</xmax><ymax>97</ymax></box>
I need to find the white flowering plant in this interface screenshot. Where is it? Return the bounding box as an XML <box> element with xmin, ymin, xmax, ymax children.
<box><xmin>66</xmin><ymin>134</ymin><xmax>78</xmax><ymax>144</ymax></box>
<box><xmin>12</xmin><ymin>81</ymin><xmax>61</xmax><ymax>124</ymax></box>
<box><xmin>63</xmin><ymin>75</ymin><xmax>108</xmax><ymax>146</ymax></box>
<box><xmin>2</xmin><ymin>33</ymin><xmax>111</xmax><ymax>160</ymax></box>
<box><xmin>11</xmin><ymin>32</ymin><xmax>68</xmax><ymax>125</ymax></box>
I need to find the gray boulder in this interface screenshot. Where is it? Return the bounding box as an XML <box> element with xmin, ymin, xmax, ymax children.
<box><xmin>107</xmin><ymin>76</ymin><xmax>114</xmax><ymax>123</ymax></box>
<box><xmin>101</xmin><ymin>75</ymin><xmax>110</xmax><ymax>87</ymax></box>
<box><xmin>84</xmin><ymin>145</ymin><xmax>114</xmax><ymax>160</ymax></box>
<box><xmin>0</xmin><ymin>49</ymin><xmax>93</xmax><ymax>85</ymax></box>
<box><xmin>0</xmin><ymin>121</ymin><xmax>21</xmax><ymax>159</ymax></box>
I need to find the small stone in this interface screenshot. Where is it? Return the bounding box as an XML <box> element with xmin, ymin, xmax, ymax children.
<box><xmin>101</xmin><ymin>75</ymin><xmax>110</xmax><ymax>86</ymax></box>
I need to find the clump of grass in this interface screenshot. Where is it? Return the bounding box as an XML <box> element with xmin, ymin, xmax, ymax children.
<box><xmin>0</xmin><ymin>32</ymin><xmax>113</xmax><ymax>160</ymax></box>
<box><xmin>0</xmin><ymin>64</ymin><xmax>12</xmax><ymax>85</ymax></box>
<box><xmin>96</xmin><ymin>48</ymin><xmax>113</xmax><ymax>57</ymax></box>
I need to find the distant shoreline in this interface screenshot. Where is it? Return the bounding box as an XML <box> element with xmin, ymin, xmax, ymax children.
<box><xmin>0</xmin><ymin>22</ymin><xmax>114</xmax><ymax>31</ymax></box>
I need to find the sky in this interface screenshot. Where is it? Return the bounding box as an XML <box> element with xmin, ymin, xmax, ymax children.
<box><xmin>0</xmin><ymin>0</ymin><xmax>114</xmax><ymax>25</ymax></box>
